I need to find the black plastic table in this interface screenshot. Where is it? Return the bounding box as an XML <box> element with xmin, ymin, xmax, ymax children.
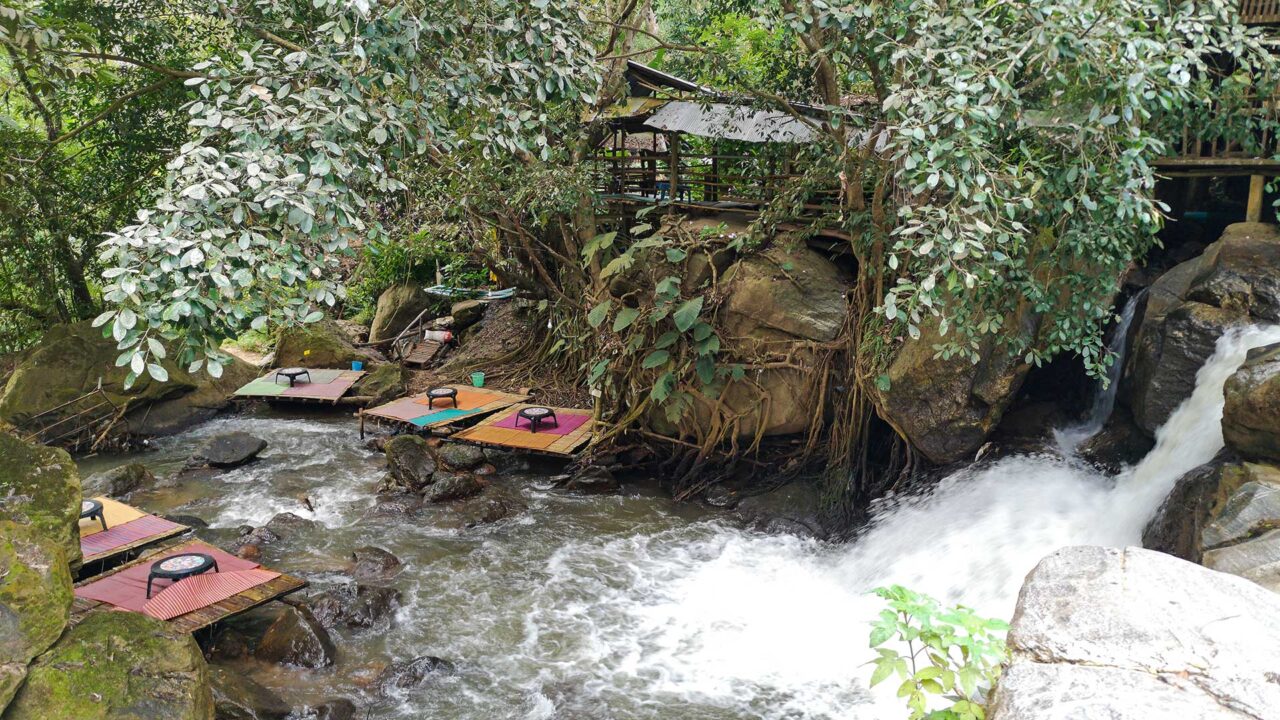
<box><xmin>516</xmin><ymin>406</ymin><xmax>558</xmax><ymax>433</ymax></box>
<box><xmin>274</xmin><ymin>368</ymin><xmax>311</xmax><ymax>386</ymax></box>
<box><xmin>146</xmin><ymin>553</ymin><xmax>219</xmax><ymax>598</ymax></box>
<box><xmin>427</xmin><ymin>386</ymin><xmax>458</xmax><ymax>408</ymax></box>
<box><xmin>80</xmin><ymin>498</ymin><xmax>107</xmax><ymax>532</ymax></box>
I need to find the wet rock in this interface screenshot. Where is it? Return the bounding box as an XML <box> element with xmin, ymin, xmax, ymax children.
<box><xmin>451</xmin><ymin>299</ymin><xmax>486</xmax><ymax>330</ymax></box>
<box><xmin>734</xmin><ymin>480</ymin><xmax>829</xmax><ymax>539</ymax></box>
<box><xmin>166</xmin><ymin>513</ymin><xmax>210</xmax><ymax>528</ymax></box>
<box><xmin>0</xmin><ymin>522</ymin><xmax>73</xmax><ymax>710</ymax></box>
<box><xmin>364</xmin><ymin>436</ymin><xmax>387</xmax><ymax>453</ymax></box>
<box><xmin>473</xmin><ymin>462</ymin><xmax>498</xmax><ymax>477</ymax></box>
<box><xmin>5</xmin><ymin>610</ymin><xmax>213</xmax><ymax>720</ymax></box>
<box><xmin>483</xmin><ymin>447</ymin><xmax>529</xmax><ymax>474</ymax></box>
<box><xmin>1076</xmin><ymin>406</ymin><xmax>1154</xmax><ymax>474</ymax></box>
<box><xmin>237</xmin><ymin>544</ymin><xmax>262</xmax><ymax>561</ymax></box>
<box><xmin>206</xmin><ymin>627</ymin><xmax>252</xmax><ymax>662</ymax></box>
<box><xmin>1223</xmin><ymin>343</ymin><xmax>1280</xmax><ymax>462</ymax></box>
<box><xmin>1203</xmin><ymin>529</ymin><xmax>1280</xmax><ymax>592</ymax></box>
<box><xmin>82</xmin><ymin>462</ymin><xmax>155</xmax><ymax>498</ymax></box>
<box><xmin>423</xmin><ymin>472</ymin><xmax>484</xmax><ymax>503</ymax></box>
<box><xmin>451</xmin><ymin>494</ymin><xmax>527</xmax><ymax>527</ymax></box>
<box><xmin>375</xmin><ymin>656</ymin><xmax>453</xmax><ymax>693</ymax></box>
<box><xmin>1201</xmin><ymin>471</ymin><xmax>1280</xmax><ymax>550</ymax></box>
<box><xmin>349</xmin><ymin>546</ymin><xmax>403</xmax><ymax>581</ymax></box>
<box><xmin>701</xmin><ymin>484</ymin><xmax>739</xmax><ymax>509</ymax></box>
<box><xmin>1123</xmin><ymin>223</ymin><xmax>1279</xmax><ymax>436</ymax></box>
<box><xmin>0</xmin><ymin>432</ymin><xmax>83</xmax><ymax>570</ymax></box>
<box><xmin>210</xmin><ymin>665</ymin><xmax>291</xmax><ymax>719</ymax></box>
<box><xmin>384</xmin><ymin>435</ymin><xmax>437</xmax><ymax>492</ymax></box>
<box><xmin>436</xmin><ymin>442</ymin><xmax>486</xmax><ymax>471</ymax></box>
<box><xmin>306</xmin><ymin>698</ymin><xmax>358</xmax><ymax>720</ymax></box>
<box><xmin>237</xmin><ymin>526</ymin><xmax>281</xmax><ymax>548</ymax></box>
<box><xmin>1142</xmin><ymin>458</ymin><xmax>1242</xmax><ymax>563</ymax></box>
<box><xmin>255</xmin><ymin>605</ymin><xmax>336</xmax><ymax>669</ymax></box>
<box><xmin>308</xmin><ymin>584</ymin><xmax>401</xmax><ymax>629</ymax></box>
<box><xmin>560</xmin><ymin>466</ymin><xmax>619</xmax><ymax>494</ymax></box>
<box><xmin>195</xmin><ymin>431</ymin><xmax>268</xmax><ymax>468</ymax></box>
<box><xmin>991</xmin><ymin>546</ymin><xmax>1280</xmax><ymax>720</ymax></box>
<box><xmin>264</xmin><ymin>512</ymin><xmax>318</xmax><ymax>537</ymax></box>
<box><xmin>370</xmin><ymin>283</ymin><xmax>435</xmax><ymax>343</ymax></box>
<box><xmin>369</xmin><ymin>493</ymin><xmax>423</xmax><ymax>518</ymax></box>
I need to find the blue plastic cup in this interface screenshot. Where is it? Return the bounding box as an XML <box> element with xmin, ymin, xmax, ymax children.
<box><xmin>352</xmin><ymin>360</ymin><xmax>364</xmax><ymax>371</ymax></box>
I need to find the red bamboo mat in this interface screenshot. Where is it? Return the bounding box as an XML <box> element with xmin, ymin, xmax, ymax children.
<box><xmin>75</xmin><ymin>542</ymin><xmax>261</xmax><ymax>613</ymax></box>
<box><xmin>80</xmin><ymin>515</ymin><xmax>184</xmax><ymax>557</ymax></box>
<box><xmin>142</xmin><ymin>569</ymin><xmax>280</xmax><ymax>620</ymax></box>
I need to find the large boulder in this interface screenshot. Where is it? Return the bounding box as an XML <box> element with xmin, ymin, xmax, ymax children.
<box><xmin>422</xmin><ymin>471</ymin><xmax>483</xmax><ymax>503</ymax></box>
<box><xmin>254</xmin><ymin>605</ymin><xmax>336</xmax><ymax>669</ymax></box>
<box><xmin>384</xmin><ymin>435</ymin><xmax>437</xmax><ymax>492</ymax></box>
<box><xmin>82</xmin><ymin>462</ymin><xmax>156</xmax><ymax>498</ymax></box>
<box><xmin>0</xmin><ymin>432</ymin><xmax>82</xmax><ymax>569</ymax></box>
<box><xmin>0</xmin><ymin>320</ymin><xmax>253</xmax><ymax>437</ymax></box>
<box><xmin>875</xmin><ymin>311</ymin><xmax>1036</xmax><ymax>465</ymax></box>
<box><xmin>275</xmin><ymin>320</ymin><xmax>369</xmax><ymax>369</ymax></box>
<box><xmin>348</xmin><ymin>546</ymin><xmax>402</xmax><ymax>582</ymax></box>
<box><xmin>350</xmin><ymin>363</ymin><xmax>406</xmax><ymax>406</ymax></box>
<box><xmin>450</xmin><ymin>300</ymin><xmax>486</xmax><ymax>331</ymax></box>
<box><xmin>1223</xmin><ymin>343</ymin><xmax>1280</xmax><ymax>462</ymax></box>
<box><xmin>192</xmin><ymin>432</ymin><xmax>267</xmax><ymax>468</ymax></box>
<box><xmin>991</xmin><ymin>546</ymin><xmax>1280</xmax><ymax>719</ymax></box>
<box><xmin>653</xmin><ymin>243</ymin><xmax>849</xmax><ymax>440</ymax></box>
<box><xmin>0</xmin><ymin>522</ymin><xmax>73</xmax><ymax>711</ymax></box>
<box><xmin>1142</xmin><ymin>458</ymin><xmax>1251</xmax><ymax>563</ymax></box>
<box><xmin>5</xmin><ymin>610</ymin><xmax>214</xmax><ymax>720</ymax></box>
<box><xmin>1123</xmin><ymin>222</ymin><xmax>1280</xmax><ymax>436</ymax></box>
<box><xmin>369</xmin><ymin>284</ymin><xmax>435</xmax><ymax>343</ymax></box>
<box><xmin>733</xmin><ymin>480</ymin><xmax>830</xmax><ymax>539</ymax></box>
<box><xmin>209</xmin><ymin>665</ymin><xmax>291</xmax><ymax>720</ymax></box>
<box><xmin>307</xmin><ymin>584</ymin><xmax>400</xmax><ymax>630</ymax></box>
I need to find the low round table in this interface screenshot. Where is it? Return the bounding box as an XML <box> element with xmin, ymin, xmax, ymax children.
<box><xmin>426</xmin><ymin>386</ymin><xmax>458</xmax><ymax>409</ymax></box>
<box><xmin>146</xmin><ymin>553</ymin><xmax>219</xmax><ymax>598</ymax></box>
<box><xmin>80</xmin><ymin>498</ymin><xmax>107</xmax><ymax>532</ymax></box>
<box><xmin>274</xmin><ymin>367</ymin><xmax>311</xmax><ymax>386</ymax></box>
<box><xmin>516</xmin><ymin>406</ymin><xmax>558</xmax><ymax>433</ymax></box>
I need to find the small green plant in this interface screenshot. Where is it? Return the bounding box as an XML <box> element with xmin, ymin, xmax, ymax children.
<box><xmin>867</xmin><ymin>585</ymin><xmax>1009</xmax><ymax>720</ymax></box>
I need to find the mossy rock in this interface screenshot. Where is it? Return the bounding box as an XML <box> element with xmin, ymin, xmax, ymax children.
<box><xmin>0</xmin><ymin>521</ymin><xmax>73</xmax><ymax>712</ymax></box>
<box><xmin>352</xmin><ymin>364</ymin><xmax>405</xmax><ymax>405</ymax></box>
<box><xmin>0</xmin><ymin>321</ymin><xmax>253</xmax><ymax>437</ymax></box>
<box><xmin>5</xmin><ymin>611</ymin><xmax>214</xmax><ymax>720</ymax></box>
<box><xmin>274</xmin><ymin>320</ymin><xmax>366</xmax><ymax>369</ymax></box>
<box><xmin>369</xmin><ymin>284</ymin><xmax>436</xmax><ymax>342</ymax></box>
<box><xmin>0</xmin><ymin>432</ymin><xmax>82</xmax><ymax>569</ymax></box>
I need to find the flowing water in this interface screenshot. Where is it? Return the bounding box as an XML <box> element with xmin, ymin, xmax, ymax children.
<box><xmin>76</xmin><ymin>324</ymin><xmax>1280</xmax><ymax>719</ymax></box>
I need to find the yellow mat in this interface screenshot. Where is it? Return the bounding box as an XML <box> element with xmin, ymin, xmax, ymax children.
<box><xmin>79</xmin><ymin>497</ymin><xmax>148</xmax><ymax>537</ymax></box>
<box><xmin>460</xmin><ymin>425</ymin><xmax>561</xmax><ymax>450</ymax></box>
<box><xmin>411</xmin><ymin>387</ymin><xmax>501</xmax><ymax>411</ymax></box>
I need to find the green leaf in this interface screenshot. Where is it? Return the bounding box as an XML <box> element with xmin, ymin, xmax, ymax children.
<box><xmin>587</xmin><ymin>300</ymin><xmax>611</xmax><ymax>328</ymax></box>
<box><xmin>641</xmin><ymin>350</ymin><xmax>670</xmax><ymax>369</ymax></box>
<box><xmin>665</xmin><ymin>248</ymin><xmax>687</xmax><ymax>263</ymax></box>
<box><xmin>875</xmin><ymin>374</ymin><xmax>892</xmax><ymax>392</ymax></box>
<box><xmin>655</xmin><ymin>330</ymin><xmax>680</xmax><ymax>349</ymax></box>
<box><xmin>601</xmin><ymin>254</ymin><xmax>634</xmax><ymax>278</ymax></box>
<box><xmin>672</xmin><ymin>297</ymin><xmax>704</xmax><ymax>332</ymax></box>
<box><xmin>612</xmin><ymin>307</ymin><xmax>640</xmax><ymax>332</ymax></box>
<box><xmin>869</xmin><ymin>661</ymin><xmax>895</xmax><ymax>687</ymax></box>
<box><xmin>147</xmin><ymin>363</ymin><xmax>169</xmax><ymax>382</ymax></box>
<box><xmin>303</xmin><ymin>310</ymin><xmax>325</xmax><ymax>323</ymax></box>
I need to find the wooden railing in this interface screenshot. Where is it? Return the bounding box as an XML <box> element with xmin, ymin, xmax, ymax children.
<box><xmin>1242</xmin><ymin>0</ymin><xmax>1280</xmax><ymax>24</ymax></box>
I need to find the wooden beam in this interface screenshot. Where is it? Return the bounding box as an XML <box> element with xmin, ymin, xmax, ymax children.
<box><xmin>1247</xmin><ymin>174</ymin><xmax>1267</xmax><ymax>223</ymax></box>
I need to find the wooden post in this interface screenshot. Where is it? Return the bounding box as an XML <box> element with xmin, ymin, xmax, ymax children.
<box><xmin>669</xmin><ymin>133</ymin><xmax>679</xmax><ymax>202</ymax></box>
<box><xmin>1247</xmin><ymin>174</ymin><xmax>1266</xmax><ymax>223</ymax></box>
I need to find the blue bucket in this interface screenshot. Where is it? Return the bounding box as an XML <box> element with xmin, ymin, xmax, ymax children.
<box><xmin>352</xmin><ymin>360</ymin><xmax>364</xmax><ymax>371</ymax></box>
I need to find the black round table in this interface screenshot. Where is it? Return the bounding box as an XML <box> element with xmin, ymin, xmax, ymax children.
<box><xmin>80</xmin><ymin>498</ymin><xmax>107</xmax><ymax>532</ymax></box>
<box><xmin>274</xmin><ymin>367</ymin><xmax>311</xmax><ymax>386</ymax></box>
<box><xmin>146</xmin><ymin>553</ymin><xmax>219</xmax><ymax>598</ymax></box>
<box><xmin>516</xmin><ymin>406</ymin><xmax>558</xmax><ymax>433</ymax></box>
<box><xmin>427</xmin><ymin>386</ymin><xmax>458</xmax><ymax>409</ymax></box>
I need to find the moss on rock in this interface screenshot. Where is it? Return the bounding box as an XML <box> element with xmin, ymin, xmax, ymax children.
<box><xmin>275</xmin><ymin>320</ymin><xmax>366</xmax><ymax>369</ymax></box>
<box><xmin>352</xmin><ymin>363</ymin><xmax>405</xmax><ymax>405</ymax></box>
<box><xmin>0</xmin><ymin>432</ymin><xmax>82</xmax><ymax>569</ymax></box>
<box><xmin>5</xmin><ymin>611</ymin><xmax>214</xmax><ymax>720</ymax></box>
<box><xmin>0</xmin><ymin>521</ymin><xmax>73</xmax><ymax>712</ymax></box>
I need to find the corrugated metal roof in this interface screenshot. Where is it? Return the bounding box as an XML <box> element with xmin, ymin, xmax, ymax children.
<box><xmin>643</xmin><ymin>101</ymin><xmax>820</xmax><ymax>144</ymax></box>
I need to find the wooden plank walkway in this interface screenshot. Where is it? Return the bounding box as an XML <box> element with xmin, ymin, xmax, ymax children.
<box><xmin>234</xmin><ymin>368</ymin><xmax>364</xmax><ymax>404</ymax></box>
<box><xmin>362</xmin><ymin>385</ymin><xmax>528</xmax><ymax>431</ymax></box>
<box><xmin>452</xmin><ymin>403</ymin><xmax>596</xmax><ymax>456</ymax></box>
<box><xmin>72</xmin><ymin>540</ymin><xmax>306</xmax><ymax>634</ymax></box>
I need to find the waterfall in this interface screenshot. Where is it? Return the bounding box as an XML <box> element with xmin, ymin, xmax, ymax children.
<box><xmin>1056</xmin><ymin>291</ymin><xmax>1145</xmax><ymax>449</ymax></box>
<box><xmin>610</xmin><ymin>323</ymin><xmax>1280</xmax><ymax>719</ymax></box>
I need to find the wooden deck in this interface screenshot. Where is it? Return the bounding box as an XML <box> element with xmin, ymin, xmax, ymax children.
<box><xmin>362</xmin><ymin>385</ymin><xmax>529</xmax><ymax>432</ymax></box>
<box><xmin>452</xmin><ymin>403</ymin><xmax>596</xmax><ymax>457</ymax></box>
<box><xmin>81</xmin><ymin>524</ymin><xmax>190</xmax><ymax>566</ymax></box>
<box><xmin>72</xmin><ymin>540</ymin><xmax>307</xmax><ymax>634</ymax></box>
<box><xmin>233</xmin><ymin>368</ymin><xmax>365</xmax><ymax>404</ymax></box>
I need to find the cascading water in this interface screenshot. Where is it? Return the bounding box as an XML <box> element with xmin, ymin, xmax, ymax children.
<box><xmin>1056</xmin><ymin>290</ymin><xmax>1145</xmax><ymax>449</ymax></box>
<box><xmin>74</xmin><ymin>324</ymin><xmax>1280</xmax><ymax>719</ymax></box>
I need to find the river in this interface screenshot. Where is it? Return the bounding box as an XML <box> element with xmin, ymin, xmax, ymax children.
<box><xmin>75</xmin><ymin>324</ymin><xmax>1280</xmax><ymax>719</ymax></box>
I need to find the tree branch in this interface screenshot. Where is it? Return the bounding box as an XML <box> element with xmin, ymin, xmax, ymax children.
<box><xmin>36</xmin><ymin>77</ymin><xmax>177</xmax><ymax>162</ymax></box>
<box><xmin>54</xmin><ymin>51</ymin><xmax>206</xmax><ymax>79</ymax></box>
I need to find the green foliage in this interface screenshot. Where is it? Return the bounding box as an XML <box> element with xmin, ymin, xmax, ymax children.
<box><xmin>345</xmin><ymin>224</ymin><xmax>480</xmax><ymax>318</ymax></box>
<box><xmin>868</xmin><ymin>586</ymin><xmax>1009</xmax><ymax>720</ymax></box>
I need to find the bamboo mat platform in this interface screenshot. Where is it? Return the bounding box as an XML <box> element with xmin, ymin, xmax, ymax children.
<box><xmin>362</xmin><ymin>385</ymin><xmax>528</xmax><ymax>430</ymax></box>
<box><xmin>233</xmin><ymin>368</ymin><xmax>364</xmax><ymax>404</ymax></box>
<box><xmin>403</xmin><ymin>340</ymin><xmax>444</xmax><ymax>367</ymax></box>
<box><xmin>72</xmin><ymin>540</ymin><xmax>306</xmax><ymax>634</ymax></box>
<box><xmin>452</xmin><ymin>403</ymin><xmax>596</xmax><ymax>456</ymax></box>
<box><xmin>79</xmin><ymin>498</ymin><xmax>189</xmax><ymax>566</ymax></box>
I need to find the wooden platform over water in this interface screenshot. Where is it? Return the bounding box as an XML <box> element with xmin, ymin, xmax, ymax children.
<box><xmin>234</xmin><ymin>368</ymin><xmax>364</xmax><ymax>404</ymax></box>
<box><xmin>363</xmin><ymin>385</ymin><xmax>529</xmax><ymax>431</ymax></box>
<box><xmin>79</xmin><ymin>498</ymin><xmax>190</xmax><ymax>567</ymax></box>
<box><xmin>72</xmin><ymin>540</ymin><xmax>306</xmax><ymax>634</ymax></box>
<box><xmin>452</xmin><ymin>403</ymin><xmax>596</xmax><ymax>456</ymax></box>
